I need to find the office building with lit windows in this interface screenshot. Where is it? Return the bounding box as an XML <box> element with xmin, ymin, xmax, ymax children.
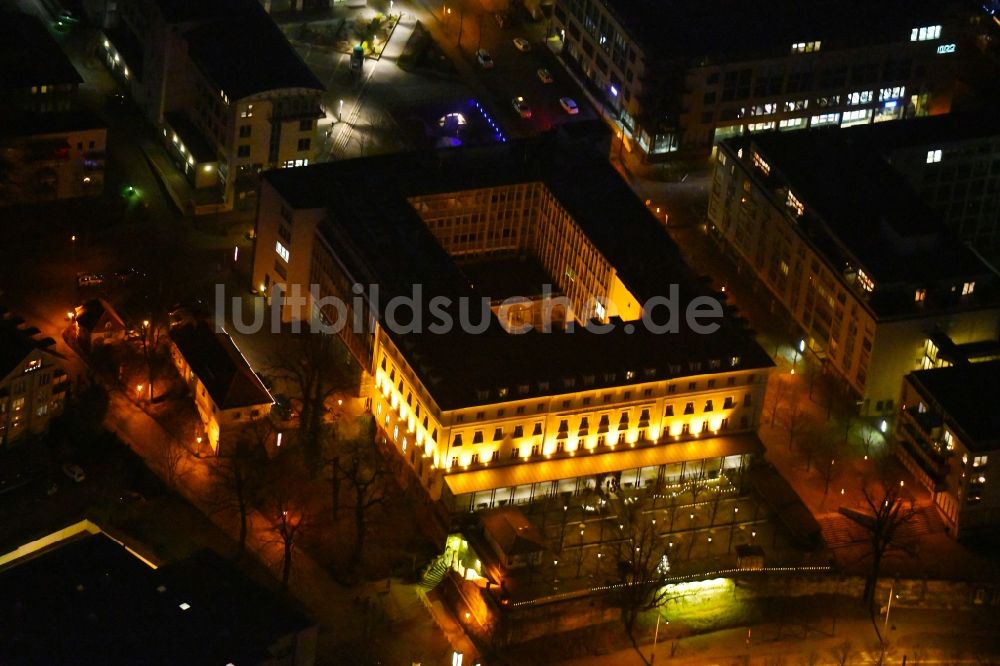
<box><xmin>0</xmin><ymin>13</ymin><xmax>106</xmax><ymax>204</ymax></box>
<box><xmin>550</xmin><ymin>0</ymin><xmax>963</xmax><ymax>161</ymax></box>
<box><xmin>251</xmin><ymin>132</ymin><xmax>774</xmax><ymax>512</ymax></box>
<box><xmin>844</xmin><ymin>113</ymin><xmax>1000</xmax><ymax>248</ymax></box>
<box><xmin>895</xmin><ymin>361</ymin><xmax>1000</xmax><ymax>539</ymax></box>
<box><xmin>0</xmin><ymin>307</ymin><xmax>68</xmax><ymax>446</ymax></box>
<box><xmin>101</xmin><ymin>0</ymin><xmax>323</xmax><ymax>207</ymax></box>
<box><xmin>708</xmin><ymin>130</ymin><xmax>1000</xmax><ymax>417</ymax></box>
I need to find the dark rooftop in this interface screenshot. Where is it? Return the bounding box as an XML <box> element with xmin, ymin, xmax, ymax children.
<box><xmin>602</xmin><ymin>0</ymin><xmax>961</xmax><ymax>60</ymax></box>
<box><xmin>169</xmin><ymin>321</ymin><xmax>273</xmax><ymax>409</ymax></box>
<box><xmin>264</xmin><ymin>132</ymin><xmax>772</xmax><ymax>409</ymax></box>
<box><xmin>459</xmin><ymin>256</ymin><xmax>558</xmax><ymax>302</ymax></box>
<box><xmin>910</xmin><ymin>361</ymin><xmax>1000</xmax><ymax>451</ymax></box>
<box><xmin>180</xmin><ymin>0</ymin><xmax>323</xmax><ymax>100</ymax></box>
<box><xmin>725</xmin><ymin>129</ymin><xmax>997</xmax><ymax>317</ymax></box>
<box><xmin>845</xmin><ymin>112</ymin><xmax>1000</xmax><ymax>153</ymax></box>
<box><xmin>0</xmin><ymin>307</ymin><xmax>57</xmax><ymax>378</ymax></box>
<box><xmin>74</xmin><ymin>299</ymin><xmax>124</xmax><ymax>333</ymax></box>
<box><xmin>0</xmin><ymin>532</ymin><xmax>309</xmax><ymax>665</ymax></box>
<box><xmin>0</xmin><ymin>13</ymin><xmax>82</xmax><ymax>91</ymax></box>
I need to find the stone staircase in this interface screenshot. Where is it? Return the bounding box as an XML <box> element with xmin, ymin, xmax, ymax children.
<box><xmin>419</xmin><ymin>553</ymin><xmax>450</xmax><ymax>591</ymax></box>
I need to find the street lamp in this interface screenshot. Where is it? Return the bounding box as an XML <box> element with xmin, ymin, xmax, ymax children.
<box><xmin>338</xmin><ymin>99</ymin><xmax>344</xmax><ymax>122</ymax></box>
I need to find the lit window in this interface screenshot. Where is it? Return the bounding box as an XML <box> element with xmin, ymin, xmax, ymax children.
<box><xmin>847</xmin><ymin>90</ymin><xmax>873</xmax><ymax>106</ymax></box>
<box><xmin>790</xmin><ymin>41</ymin><xmax>821</xmax><ymax>54</ymax></box>
<box><xmin>752</xmin><ymin>152</ymin><xmax>771</xmax><ymax>175</ymax></box>
<box><xmin>810</xmin><ymin>113</ymin><xmax>840</xmax><ymax>127</ymax></box>
<box><xmin>914</xmin><ymin>289</ymin><xmax>926</xmax><ymax>303</ymax></box>
<box><xmin>926</xmin><ymin>149</ymin><xmax>942</xmax><ymax>164</ymax></box>
<box><xmin>786</xmin><ymin>190</ymin><xmax>805</xmax><ymax>216</ymax></box>
<box><xmin>973</xmin><ymin>455</ymin><xmax>988</xmax><ymax>468</ymax></box>
<box><xmin>779</xmin><ymin>261</ymin><xmax>790</xmax><ymax>275</ymax></box>
<box><xmin>856</xmin><ymin>269</ymin><xmax>875</xmax><ymax>293</ymax></box>
<box><xmin>879</xmin><ymin>86</ymin><xmax>905</xmax><ymax>101</ymax></box>
<box><xmin>962</xmin><ymin>281</ymin><xmax>975</xmax><ymax>296</ymax></box>
<box><xmin>275</xmin><ymin>241</ymin><xmax>290</xmax><ymax>263</ymax></box>
<box><xmin>910</xmin><ymin>25</ymin><xmax>941</xmax><ymax>42</ymax></box>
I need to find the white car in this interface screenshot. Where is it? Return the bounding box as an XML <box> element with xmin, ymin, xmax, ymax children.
<box><xmin>476</xmin><ymin>49</ymin><xmax>494</xmax><ymax>69</ymax></box>
<box><xmin>62</xmin><ymin>463</ymin><xmax>86</xmax><ymax>483</ymax></box>
<box><xmin>537</xmin><ymin>68</ymin><xmax>553</xmax><ymax>84</ymax></box>
<box><xmin>559</xmin><ymin>97</ymin><xmax>579</xmax><ymax>115</ymax></box>
<box><xmin>513</xmin><ymin>37</ymin><xmax>531</xmax><ymax>52</ymax></box>
<box><xmin>512</xmin><ymin>96</ymin><xmax>532</xmax><ymax>119</ymax></box>
<box><xmin>77</xmin><ymin>273</ymin><xmax>103</xmax><ymax>288</ymax></box>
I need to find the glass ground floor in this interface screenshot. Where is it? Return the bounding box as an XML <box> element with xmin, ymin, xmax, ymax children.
<box><xmin>443</xmin><ymin>434</ymin><xmax>760</xmax><ymax>513</ymax></box>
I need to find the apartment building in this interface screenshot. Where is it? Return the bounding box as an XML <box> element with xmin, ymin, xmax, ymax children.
<box><xmin>0</xmin><ymin>307</ymin><xmax>68</xmax><ymax>446</ymax></box>
<box><xmin>895</xmin><ymin>361</ymin><xmax>1000</xmax><ymax>539</ymax></box>
<box><xmin>0</xmin><ymin>13</ymin><xmax>106</xmax><ymax>204</ymax></box>
<box><xmin>251</xmin><ymin>132</ymin><xmax>773</xmax><ymax>512</ymax></box>
<box><xmin>101</xmin><ymin>0</ymin><xmax>323</xmax><ymax>207</ymax></box>
<box><xmin>168</xmin><ymin>320</ymin><xmax>273</xmax><ymax>453</ymax></box>
<box><xmin>708</xmin><ymin>130</ymin><xmax>1000</xmax><ymax>415</ymax></box>
<box><xmin>551</xmin><ymin>0</ymin><xmax>962</xmax><ymax>161</ymax></box>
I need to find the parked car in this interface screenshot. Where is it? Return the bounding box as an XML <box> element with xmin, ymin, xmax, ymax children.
<box><xmin>77</xmin><ymin>273</ymin><xmax>103</xmax><ymax>288</ymax></box>
<box><xmin>513</xmin><ymin>37</ymin><xmax>531</xmax><ymax>52</ymax></box>
<box><xmin>537</xmin><ymin>68</ymin><xmax>553</xmax><ymax>84</ymax></box>
<box><xmin>559</xmin><ymin>97</ymin><xmax>579</xmax><ymax>115</ymax></box>
<box><xmin>61</xmin><ymin>463</ymin><xmax>85</xmax><ymax>483</ymax></box>
<box><xmin>476</xmin><ymin>49</ymin><xmax>494</xmax><ymax>68</ymax></box>
<box><xmin>119</xmin><ymin>490</ymin><xmax>145</xmax><ymax>504</ymax></box>
<box><xmin>512</xmin><ymin>96</ymin><xmax>532</xmax><ymax>119</ymax></box>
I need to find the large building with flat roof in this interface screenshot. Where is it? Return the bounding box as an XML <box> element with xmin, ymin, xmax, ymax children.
<box><xmin>550</xmin><ymin>0</ymin><xmax>963</xmax><ymax>161</ymax></box>
<box><xmin>845</xmin><ymin>114</ymin><xmax>1000</xmax><ymax>248</ymax></box>
<box><xmin>251</xmin><ymin>131</ymin><xmax>774</xmax><ymax>512</ymax></box>
<box><xmin>0</xmin><ymin>521</ymin><xmax>315</xmax><ymax>664</ymax></box>
<box><xmin>895</xmin><ymin>361</ymin><xmax>1000</xmax><ymax>538</ymax></box>
<box><xmin>708</xmin><ymin>128</ymin><xmax>1000</xmax><ymax>416</ymax></box>
<box><xmin>101</xmin><ymin>0</ymin><xmax>324</xmax><ymax>208</ymax></box>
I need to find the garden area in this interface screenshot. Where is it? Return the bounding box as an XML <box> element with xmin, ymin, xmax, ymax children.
<box><xmin>282</xmin><ymin>11</ymin><xmax>400</xmax><ymax>58</ymax></box>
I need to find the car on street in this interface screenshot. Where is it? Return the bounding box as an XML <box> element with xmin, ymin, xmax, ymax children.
<box><xmin>476</xmin><ymin>49</ymin><xmax>494</xmax><ymax>69</ymax></box>
<box><xmin>77</xmin><ymin>273</ymin><xmax>103</xmax><ymax>288</ymax></box>
<box><xmin>512</xmin><ymin>96</ymin><xmax>532</xmax><ymax>119</ymax></box>
<box><xmin>61</xmin><ymin>463</ymin><xmax>86</xmax><ymax>483</ymax></box>
<box><xmin>537</xmin><ymin>68</ymin><xmax>553</xmax><ymax>84</ymax></box>
<box><xmin>559</xmin><ymin>97</ymin><xmax>579</xmax><ymax>115</ymax></box>
<box><xmin>513</xmin><ymin>37</ymin><xmax>531</xmax><ymax>52</ymax></box>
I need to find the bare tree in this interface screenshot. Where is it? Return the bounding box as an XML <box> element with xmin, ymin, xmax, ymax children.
<box><xmin>333</xmin><ymin>417</ymin><xmax>392</xmax><ymax>571</ymax></box>
<box><xmin>157</xmin><ymin>436</ymin><xmax>188</xmax><ymax>488</ymax></box>
<box><xmin>258</xmin><ymin>461</ymin><xmax>314</xmax><ymax>588</ymax></box>
<box><xmin>206</xmin><ymin>423</ymin><xmax>269</xmax><ymax>554</ymax></box>
<box><xmin>843</xmin><ymin>475</ymin><xmax>919</xmax><ymax>641</ymax></box>
<box><xmin>610</xmin><ymin>497</ymin><xmax>676</xmax><ymax>661</ymax></box>
<box><xmin>830</xmin><ymin>639</ymin><xmax>853</xmax><ymax>666</ymax></box>
<box><xmin>271</xmin><ymin>330</ymin><xmax>356</xmax><ymax>473</ymax></box>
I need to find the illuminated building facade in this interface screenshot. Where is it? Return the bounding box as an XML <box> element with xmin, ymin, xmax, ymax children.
<box><xmin>709</xmin><ymin>130</ymin><xmax>1000</xmax><ymax>416</ymax></box>
<box><xmin>895</xmin><ymin>361</ymin><xmax>1000</xmax><ymax>538</ymax></box>
<box><xmin>0</xmin><ymin>308</ymin><xmax>68</xmax><ymax>446</ymax></box>
<box><xmin>167</xmin><ymin>321</ymin><xmax>273</xmax><ymax>453</ymax></box>
<box><xmin>251</xmin><ymin>134</ymin><xmax>773</xmax><ymax>512</ymax></box>
<box><xmin>101</xmin><ymin>0</ymin><xmax>323</xmax><ymax>207</ymax></box>
<box><xmin>550</xmin><ymin>0</ymin><xmax>962</xmax><ymax>160</ymax></box>
<box><xmin>0</xmin><ymin>13</ymin><xmax>106</xmax><ymax>204</ymax></box>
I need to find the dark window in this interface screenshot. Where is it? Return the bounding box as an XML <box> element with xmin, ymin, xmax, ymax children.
<box><xmin>299</xmin><ymin>119</ymin><xmax>313</xmax><ymax>131</ymax></box>
<box><xmin>297</xmin><ymin>138</ymin><xmax>311</xmax><ymax>151</ymax></box>
<box><xmin>238</xmin><ymin>125</ymin><xmax>251</xmax><ymax>138</ymax></box>
<box><xmin>237</xmin><ymin>145</ymin><xmax>251</xmax><ymax>157</ymax></box>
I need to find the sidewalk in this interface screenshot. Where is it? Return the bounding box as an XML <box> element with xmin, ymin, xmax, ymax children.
<box><xmin>560</xmin><ymin>608</ymin><xmax>1000</xmax><ymax>665</ymax></box>
<box><xmin>104</xmin><ymin>388</ymin><xmax>458</xmax><ymax>663</ymax></box>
